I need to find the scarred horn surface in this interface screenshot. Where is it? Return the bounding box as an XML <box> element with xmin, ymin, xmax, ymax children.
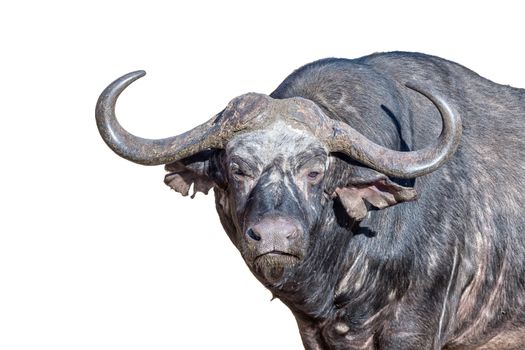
<box><xmin>97</xmin><ymin>71</ymin><xmax>461</xmax><ymax>179</ymax></box>
<box><xmin>324</xmin><ymin>83</ymin><xmax>462</xmax><ymax>178</ymax></box>
<box><xmin>96</xmin><ymin>71</ymin><xmax>272</xmax><ymax>165</ymax></box>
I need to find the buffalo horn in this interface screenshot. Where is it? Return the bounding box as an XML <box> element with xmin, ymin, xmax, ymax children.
<box><xmin>95</xmin><ymin>71</ymin><xmax>225</xmax><ymax>165</ymax></box>
<box><xmin>327</xmin><ymin>84</ymin><xmax>462</xmax><ymax>178</ymax></box>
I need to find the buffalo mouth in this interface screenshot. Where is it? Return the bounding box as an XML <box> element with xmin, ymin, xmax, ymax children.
<box><xmin>253</xmin><ymin>251</ymin><xmax>301</xmax><ymax>283</ymax></box>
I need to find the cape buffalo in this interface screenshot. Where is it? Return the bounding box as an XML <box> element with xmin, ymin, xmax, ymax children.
<box><xmin>96</xmin><ymin>52</ymin><xmax>525</xmax><ymax>349</ymax></box>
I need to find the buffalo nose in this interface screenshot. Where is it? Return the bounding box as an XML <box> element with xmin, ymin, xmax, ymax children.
<box><xmin>246</xmin><ymin>217</ymin><xmax>301</xmax><ymax>243</ymax></box>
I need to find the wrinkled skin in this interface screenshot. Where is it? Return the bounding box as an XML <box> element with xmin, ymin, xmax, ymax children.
<box><xmin>166</xmin><ymin>120</ymin><xmax>414</xmax><ymax>286</ymax></box>
<box><xmin>219</xmin><ymin>122</ymin><xmax>329</xmax><ymax>282</ymax></box>
<box><xmin>168</xmin><ymin>121</ymin><xmax>332</xmax><ymax>281</ymax></box>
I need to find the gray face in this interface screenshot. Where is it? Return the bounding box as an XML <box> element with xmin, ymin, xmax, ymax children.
<box><xmin>161</xmin><ymin>94</ymin><xmax>419</xmax><ymax>285</ymax></box>
<box><xmin>217</xmin><ymin>120</ymin><xmax>329</xmax><ymax>283</ymax></box>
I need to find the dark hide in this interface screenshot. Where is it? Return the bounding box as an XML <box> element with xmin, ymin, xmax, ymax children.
<box><xmin>169</xmin><ymin>52</ymin><xmax>525</xmax><ymax>349</ymax></box>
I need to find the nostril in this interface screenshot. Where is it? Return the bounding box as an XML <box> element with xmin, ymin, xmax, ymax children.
<box><xmin>246</xmin><ymin>227</ymin><xmax>261</xmax><ymax>241</ymax></box>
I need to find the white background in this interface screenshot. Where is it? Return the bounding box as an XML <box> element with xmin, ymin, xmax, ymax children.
<box><xmin>1</xmin><ymin>1</ymin><xmax>524</xmax><ymax>349</ymax></box>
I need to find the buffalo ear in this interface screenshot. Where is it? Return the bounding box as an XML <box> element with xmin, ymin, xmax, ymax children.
<box><xmin>334</xmin><ymin>178</ymin><xmax>417</xmax><ymax>221</ymax></box>
<box><xmin>164</xmin><ymin>151</ymin><xmax>218</xmax><ymax>198</ymax></box>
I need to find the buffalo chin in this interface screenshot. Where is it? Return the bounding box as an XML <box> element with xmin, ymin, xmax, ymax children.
<box><xmin>253</xmin><ymin>253</ymin><xmax>300</xmax><ymax>283</ymax></box>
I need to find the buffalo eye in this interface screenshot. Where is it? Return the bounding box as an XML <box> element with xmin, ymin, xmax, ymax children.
<box><xmin>306</xmin><ymin>169</ymin><xmax>324</xmax><ymax>184</ymax></box>
<box><xmin>308</xmin><ymin>171</ymin><xmax>320</xmax><ymax>180</ymax></box>
<box><xmin>230</xmin><ymin>163</ymin><xmax>251</xmax><ymax>180</ymax></box>
<box><xmin>233</xmin><ymin>168</ymin><xmax>245</xmax><ymax>176</ymax></box>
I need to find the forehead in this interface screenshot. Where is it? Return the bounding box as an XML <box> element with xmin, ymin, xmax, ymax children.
<box><xmin>226</xmin><ymin>121</ymin><xmax>327</xmax><ymax>162</ymax></box>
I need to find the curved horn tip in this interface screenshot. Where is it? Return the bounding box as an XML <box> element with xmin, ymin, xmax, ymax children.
<box><xmin>404</xmin><ymin>82</ymin><xmax>442</xmax><ymax>100</ymax></box>
<box><xmin>129</xmin><ymin>70</ymin><xmax>146</xmax><ymax>78</ymax></box>
<box><xmin>97</xmin><ymin>70</ymin><xmax>147</xmax><ymax>104</ymax></box>
<box><xmin>404</xmin><ymin>82</ymin><xmax>457</xmax><ymax>119</ymax></box>
<box><xmin>404</xmin><ymin>82</ymin><xmax>426</xmax><ymax>93</ymax></box>
<box><xmin>118</xmin><ymin>70</ymin><xmax>147</xmax><ymax>83</ymax></box>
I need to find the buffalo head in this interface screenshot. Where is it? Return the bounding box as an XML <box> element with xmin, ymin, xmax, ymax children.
<box><xmin>96</xmin><ymin>71</ymin><xmax>461</xmax><ymax>284</ymax></box>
